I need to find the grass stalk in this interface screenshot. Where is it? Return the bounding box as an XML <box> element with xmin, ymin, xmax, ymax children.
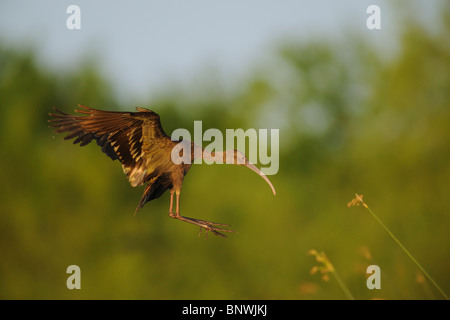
<box><xmin>348</xmin><ymin>194</ymin><xmax>449</xmax><ymax>300</ymax></box>
<box><xmin>308</xmin><ymin>249</ymin><xmax>355</xmax><ymax>300</ymax></box>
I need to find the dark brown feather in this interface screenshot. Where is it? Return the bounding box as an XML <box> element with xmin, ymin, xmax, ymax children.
<box><xmin>48</xmin><ymin>105</ymin><xmax>179</xmax><ymax>190</ymax></box>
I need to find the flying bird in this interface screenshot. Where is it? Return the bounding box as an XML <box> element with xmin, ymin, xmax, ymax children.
<box><xmin>48</xmin><ymin>105</ymin><xmax>276</xmax><ymax>238</ymax></box>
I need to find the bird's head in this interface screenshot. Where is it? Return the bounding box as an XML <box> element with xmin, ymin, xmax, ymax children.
<box><xmin>224</xmin><ymin>150</ymin><xmax>276</xmax><ymax>196</ymax></box>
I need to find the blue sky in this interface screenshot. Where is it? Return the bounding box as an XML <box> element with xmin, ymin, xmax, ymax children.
<box><xmin>0</xmin><ymin>1</ymin><xmax>441</xmax><ymax>103</ymax></box>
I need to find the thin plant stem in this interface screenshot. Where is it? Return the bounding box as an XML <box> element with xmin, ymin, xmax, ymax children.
<box><xmin>331</xmin><ymin>268</ymin><xmax>355</xmax><ymax>300</ymax></box>
<box><xmin>308</xmin><ymin>250</ymin><xmax>355</xmax><ymax>300</ymax></box>
<box><xmin>349</xmin><ymin>194</ymin><xmax>449</xmax><ymax>300</ymax></box>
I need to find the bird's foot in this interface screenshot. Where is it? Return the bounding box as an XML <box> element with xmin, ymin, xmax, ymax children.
<box><xmin>169</xmin><ymin>212</ymin><xmax>235</xmax><ymax>238</ymax></box>
<box><xmin>195</xmin><ymin>218</ymin><xmax>235</xmax><ymax>239</ymax></box>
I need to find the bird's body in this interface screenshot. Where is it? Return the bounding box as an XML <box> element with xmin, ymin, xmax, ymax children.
<box><xmin>49</xmin><ymin>105</ymin><xmax>275</xmax><ymax>237</ymax></box>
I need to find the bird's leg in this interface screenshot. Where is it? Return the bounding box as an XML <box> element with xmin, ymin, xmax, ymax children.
<box><xmin>168</xmin><ymin>190</ymin><xmax>235</xmax><ymax>238</ymax></box>
<box><xmin>168</xmin><ymin>190</ymin><xmax>175</xmax><ymax>217</ymax></box>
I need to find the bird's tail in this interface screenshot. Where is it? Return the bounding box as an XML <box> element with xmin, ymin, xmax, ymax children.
<box><xmin>134</xmin><ymin>181</ymin><xmax>169</xmax><ymax>215</ymax></box>
<box><xmin>134</xmin><ymin>184</ymin><xmax>152</xmax><ymax>215</ymax></box>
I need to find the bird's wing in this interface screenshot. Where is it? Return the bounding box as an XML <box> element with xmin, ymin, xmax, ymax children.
<box><xmin>49</xmin><ymin>105</ymin><xmax>172</xmax><ymax>187</ymax></box>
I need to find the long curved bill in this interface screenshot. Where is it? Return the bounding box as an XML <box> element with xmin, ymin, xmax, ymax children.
<box><xmin>245</xmin><ymin>163</ymin><xmax>276</xmax><ymax>195</ymax></box>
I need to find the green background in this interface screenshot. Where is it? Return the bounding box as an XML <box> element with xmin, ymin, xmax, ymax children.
<box><xmin>1</xmin><ymin>3</ymin><xmax>449</xmax><ymax>299</ymax></box>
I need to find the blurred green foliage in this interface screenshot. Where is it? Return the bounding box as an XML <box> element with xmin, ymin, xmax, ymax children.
<box><xmin>1</xmin><ymin>7</ymin><xmax>450</xmax><ymax>300</ymax></box>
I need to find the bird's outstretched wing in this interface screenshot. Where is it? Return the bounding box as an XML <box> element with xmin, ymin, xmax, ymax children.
<box><xmin>48</xmin><ymin>105</ymin><xmax>172</xmax><ymax>187</ymax></box>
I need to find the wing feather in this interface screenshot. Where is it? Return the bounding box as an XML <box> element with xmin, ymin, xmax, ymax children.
<box><xmin>48</xmin><ymin>105</ymin><xmax>173</xmax><ymax>187</ymax></box>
